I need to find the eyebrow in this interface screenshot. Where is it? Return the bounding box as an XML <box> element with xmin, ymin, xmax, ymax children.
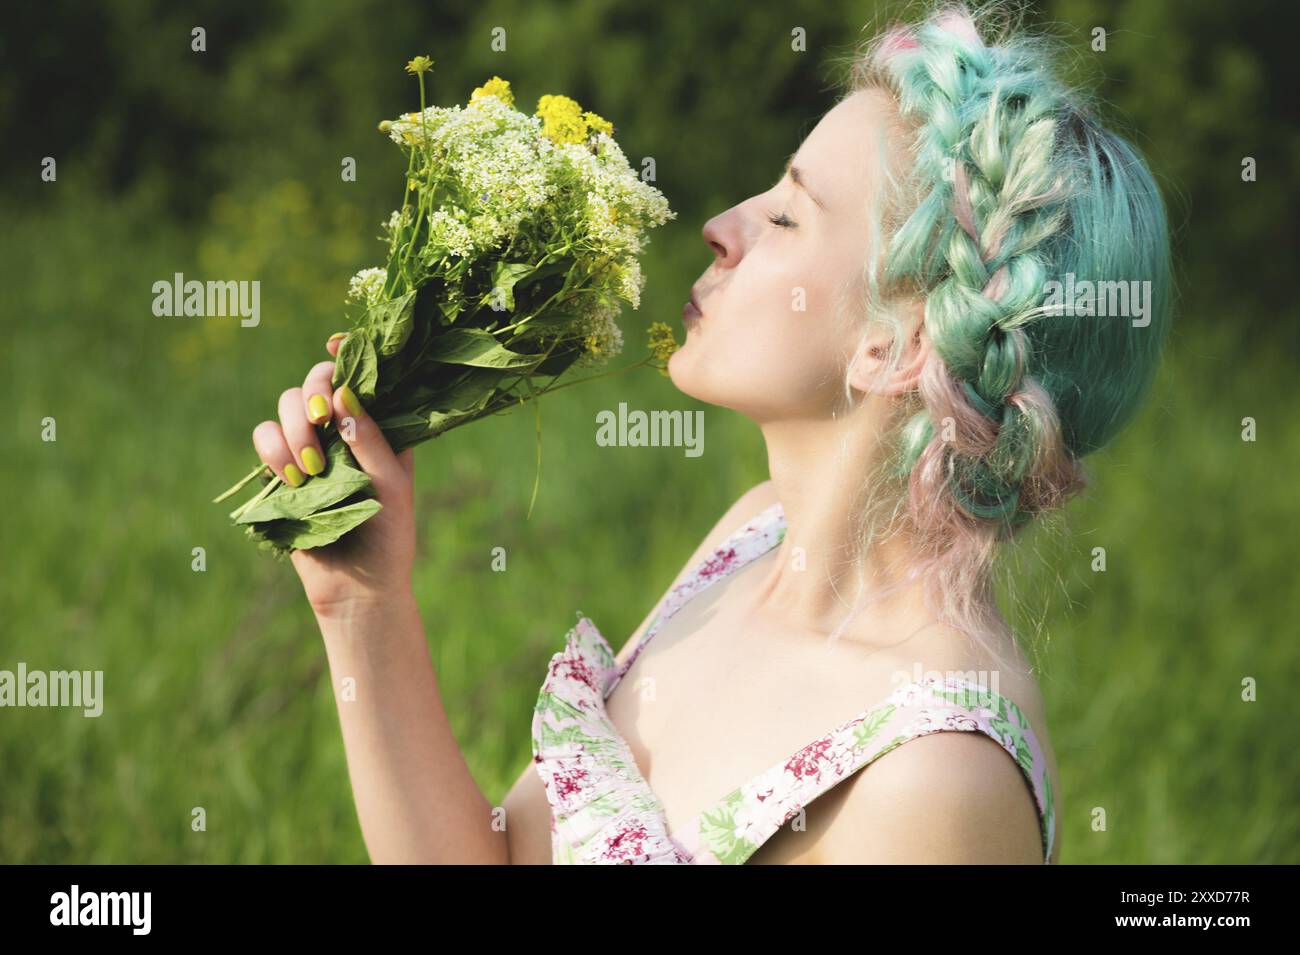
<box><xmin>783</xmin><ymin>155</ymin><xmax>827</xmax><ymax>212</ymax></box>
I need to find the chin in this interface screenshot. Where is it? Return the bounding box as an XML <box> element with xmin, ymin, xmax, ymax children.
<box><xmin>668</xmin><ymin>341</ymin><xmax>814</xmax><ymax>425</ymax></box>
<box><xmin>665</xmin><ymin>337</ymin><xmax>702</xmax><ymax>397</ymax></box>
<box><xmin>666</xmin><ymin>342</ymin><xmax>736</xmax><ymax>411</ymax></box>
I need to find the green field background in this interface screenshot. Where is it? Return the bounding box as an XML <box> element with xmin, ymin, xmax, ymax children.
<box><xmin>1</xmin><ymin>0</ymin><xmax>1296</xmax><ymax>862</ymax></box>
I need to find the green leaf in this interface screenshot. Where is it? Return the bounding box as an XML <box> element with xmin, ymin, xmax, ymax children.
<box><xmin>437</xmin><ymin>298</ymin><xmax>463</xmax><ymax>324</ymax></box>
<box><xmin>325</xmin><ymin>439</ymin><xmax>360</xmax><ymax>469</ymax></box>
<box><xmin>248</xmin><ymin>498</ymin><xmax>384</xmax><ymax>551</ymax></box>
<box><xmin>374</xmin><ymin>412</ymin><xmax>437</xmax><ymax>452</ymax></box>
<box><xmin>423</xmin><ymin>367</ymin><xmax>505</xmax><ymax>411</ymax></box>
<box><xmin>533</xmin><ymin>346</ymin><xmax>582</xmax><ymax>377</ymax></box>
<box><xmin>376</xmin><ymin>403</ymin><xmax>490</xmax><ymax>453</ymax></box>
<box><xmin>368</xmin><ymin>289</ymin><xmax>418</xmax><ymax>358</ymax></box>
<box><xmin>424</xmin><ymin>328</ymin><xmax>541</xmax><ymax>369</ymax></box>
<box><xmin>426</xmin><ymin>408</ymin><xmax>483</xmax><ymax>438</ymax></box>
<box><xmin>515</xmin><ymin>257</ymin><xmax>571</xmax><ymax>291</ymax></box>
<box><xmin>234</xmin><ymin>461</ymin><xmax>373</xmax><ymax>524</ymax></box>
<box><xmin>331</xmin><ymin>331</ymin><xmax>379</xmax><ymax>401</ymax></box>
<box><xmin>487</xmin><ymin>261</ymin><xmax>534</xmax><ymax>312</ymax></box>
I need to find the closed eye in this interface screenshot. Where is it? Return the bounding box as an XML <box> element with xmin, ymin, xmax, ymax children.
<box><xmin>765</xmin><ymin>210</ymin><xmax>797</xmax><ymax>229</ymax></box>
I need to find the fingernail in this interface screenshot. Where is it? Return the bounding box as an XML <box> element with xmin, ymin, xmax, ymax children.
<box><xmin>283</xmin><ymin>463</ymin><xmax>306</xmax><ymax>487</ymax></box>
<box><xmin>327</xmin><ymin>332</ymin><xmax>348</xmax><ymax>345</ymax></box>
<box><xmin>339</xmin><ymin>384</ymin><xmax>363</xmax><ymax>419</ymax></box>
<box><xmin>308</xmin><ymin>394</ymin><xmax>330</xmax><ymax>423</ymax></box>
<box><xmin>301</xmin><ymin>447</ymin><xmax>325</xmax><ymax>475</ymax></box>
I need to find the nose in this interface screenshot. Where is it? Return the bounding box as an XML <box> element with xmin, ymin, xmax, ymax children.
<box><xmin>701</xmin><ymin>205</ymin><xmax>744</xmax><ymax>270</ymax></box>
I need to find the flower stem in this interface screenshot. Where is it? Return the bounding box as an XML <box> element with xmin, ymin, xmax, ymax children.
<box><xmin>228</xmin><ymin>470</ymin><xmax>284</xmax><ymax>522</ymax></box>
<box><xmin>523</xmin><ymin>377</ymin><xmax>543</xmax><ymax>521</ymax></box>
<box><xmin>535</xmin><ymin>354</ymin><xmax>655</xmax><ymax>395</ymax></box>
<box><xmin>213</xmin><ymin>463</ymin><xmax>271</xmax><ymax>504</ymax></box>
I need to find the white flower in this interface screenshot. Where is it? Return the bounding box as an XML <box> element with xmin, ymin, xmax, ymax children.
<box><xmin>382</xmin><ymin>208</ymin><xmax>410</xmax><ymax>235</ymax></box>
<box><xmin>347</xmin><ymin>267</ymin><xmax>387</xmax><ymax>306</ymax></box>
<box><xmin>427</xmin><ymin>209</ymin><xmax>475</xmax><ymax>257</ymax></box>
<box><xmin>615</xmin><ymin>259</ymin><xmax>644</xmax><ymax>309</ymax></box>
<box><xmin>574</xmin><ymin>298</ymin><xmax>624</xmax><ymax>368</ymax></box>
<box><xmin>370</xmin><ymin>87</ymin><xmax>675</xmax><ymax>333</ymax></box>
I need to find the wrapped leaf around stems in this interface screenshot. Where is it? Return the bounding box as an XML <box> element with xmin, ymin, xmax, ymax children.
<box><xmin>234</xmin><ymin>458</ymin><xmax>372</xmax><ymax>525</ymax></box>
<box><xmin>249</xmin><ymin>499</ymin><xmax>385</xmax><ymax>552</ymax></box>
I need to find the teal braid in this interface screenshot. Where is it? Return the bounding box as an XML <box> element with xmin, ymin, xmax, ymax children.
<box><xmin>860</xmin><ymin>4</ymin><xmax>1172</xmax><ymax>527</ymax></box>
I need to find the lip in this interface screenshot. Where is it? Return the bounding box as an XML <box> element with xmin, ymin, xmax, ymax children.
<box><xmin>683</xmin><ymin>287</ymin><xmax>703</xmax><ymax>322</ymax></box>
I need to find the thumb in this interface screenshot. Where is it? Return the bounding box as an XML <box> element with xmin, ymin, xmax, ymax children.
<box><xmin>333</xmin><ymin>384</ymin><xmax>407</xmax><ymax>499</ymax></box>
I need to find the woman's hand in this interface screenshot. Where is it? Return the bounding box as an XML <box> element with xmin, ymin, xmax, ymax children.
<box><xmin>251</xmin><ymin>333</ymin><xmax>417</xmax><ymax>620</ymax></box>
<box><xmin>246</xmin><ymin>336</ymin><xmax>512</xmax><ymax>864</ymax></box>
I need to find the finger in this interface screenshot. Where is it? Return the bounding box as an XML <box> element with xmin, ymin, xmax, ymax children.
<box><xmin>333</xmin><ymin>384</ymin><xmax>407</xmax><ymax>499</ymax></box>
<box><xmin>302</xmin><ymin>360</ymin><xmax>336</xmax><ymax>426</ymax></box>
<box><xmin>397</xmin><ymin>449</ymin><xmax>415</xmax><ymax>481</ymax></box>
<box><xmin>326</xmin><ymin>332</ymin><xmax>348</xmax><ymax>358</ymax></box>
<box><xmin>278</xmin><ymin>387</ymin><xmax>325</xmax><ymax>479</ymax></box>
<box><xmin>252</xmin><ymin>420</ymin><xmax>305</xmax><ymax>488</ymax></box>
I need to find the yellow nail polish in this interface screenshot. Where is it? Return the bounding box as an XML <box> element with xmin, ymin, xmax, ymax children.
<box><xmin>308</xmin><ymin>394</ymin><xmax>330</xmax><ymax>422</ymax></box>
<box><xmin>283</xmin><ymin>463</ymin><xmax>305</xmax><ymax>487</ymax></box>
<box><xmin>301</xmin><ymin>447</ymin><xmax>325</xmax><ymax>475</ymax></box>
<box><xmin>339</xmin><ymin>384</ymin><xmax>363</xmax><ymax>419</ymax></box>
<box><xmin>328</xmin><ymin>332</ymin><xmax>348</xmax><ymax>345</ymax></box>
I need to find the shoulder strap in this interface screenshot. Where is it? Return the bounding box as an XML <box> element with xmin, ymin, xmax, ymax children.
<box><xmin>681</xmin><ymin>677</ymin><xmax>1055</xmax><ymax>864</ymax></box>
<box><xmin>605</xmin><ymin>500</ymin><xmax>786</xmax><ymax>697</ymax></box>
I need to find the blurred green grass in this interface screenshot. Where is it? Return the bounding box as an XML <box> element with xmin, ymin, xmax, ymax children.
<box><xmin>1</xmin><ymin>182</ymin><xmax>1295</xmax><ymax>863</ymax></box>
<box><xmin>2</xmin><ymin>0</ymin><xmax>1297</xmax><ymax>864</ymax></box>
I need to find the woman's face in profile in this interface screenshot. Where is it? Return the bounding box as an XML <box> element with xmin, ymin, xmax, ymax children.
<box><xmin>668</xmin><ymin>88</ymin><xmax>898</xmax><ymax>423</ymax></box>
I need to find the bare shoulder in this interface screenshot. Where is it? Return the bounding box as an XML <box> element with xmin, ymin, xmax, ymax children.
<box><xmin>808</xmin><ymin>729</ymin><xmax>1045</xmax><ymax>864</ymax></box>
<box><xmin>612</xmin><ymin>479</ymin><xmax>776</xmax><ymax>668</ymax></box>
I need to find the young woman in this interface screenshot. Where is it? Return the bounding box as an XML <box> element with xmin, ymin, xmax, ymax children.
<box><xmin>248</xmin><ymin>2</ymin><xmax>1171</xmax><ymax>864</ymax></box>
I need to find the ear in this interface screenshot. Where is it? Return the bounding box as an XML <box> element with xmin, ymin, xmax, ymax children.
<box><xmin>847</xmin><ymin>298</ymin><xmax>928</xmax><ymax>398</ymax></box>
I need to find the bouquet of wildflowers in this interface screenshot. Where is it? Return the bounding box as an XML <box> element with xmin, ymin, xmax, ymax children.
<box><xmin>215</xmin><ymin>57</ymin><xmax>680</xmax><ymax>555</ymax></box>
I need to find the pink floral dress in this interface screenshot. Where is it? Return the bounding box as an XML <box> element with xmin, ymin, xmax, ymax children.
<box><xmin>530</xmin><ymin>501</ymin><xmax>1057</xmax><ymax>864</ymax></box>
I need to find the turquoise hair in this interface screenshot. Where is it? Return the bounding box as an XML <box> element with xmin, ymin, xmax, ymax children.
<box><xmin>846</xmin><ymin>1</ymin><xmax>1172</xmax><ymax>528</ymax></box>
<box><xmin>817</xmin><ymin>1</ymin><xmax>1175</xmax><ymax>667</ymax></box>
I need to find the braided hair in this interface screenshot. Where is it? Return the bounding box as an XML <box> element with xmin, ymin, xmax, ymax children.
<box><xmin>829</xmin><ymin>2</ymin><xmax>1172</xmax><ymax>662</ymax></box>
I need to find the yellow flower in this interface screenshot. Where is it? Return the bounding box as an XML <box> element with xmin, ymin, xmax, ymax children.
<box><xmin>470</xmin><ymin>76</ymin><xmax>515</xmax><ymax>107</ymax></box>
<box><xmin>405</xmin><ymin>55</ymin><xmax>434</xmax><ymax>75</ymax></box>
<box><xmin>536</xmin><ymin>93</ymin><xmax>588</xmax><ymax>144</ymax></box>
<box><xmin>583</xmin><ymin>110</ymin><xmax>613</xmax><ymax>136</ymax></box>
<box><xmin>647</xmin><ymin>321</ymin><xmax>678</xmax><ymax>374</ymax></box>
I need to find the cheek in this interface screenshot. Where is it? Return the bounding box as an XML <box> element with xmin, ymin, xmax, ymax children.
<box><xmin>740</xmin><ymin>252</ymin><xmax>848</xmax><ymax>377</ymax></box>
<box><xmin>759</xmin><ymin>242</ymin><xmax>859</xmax><ymax>340</ymax></box>
<box><xmin>670</xmin><ymin>284</ymin><xmax>847</xmax><ymax>416</ymax></box>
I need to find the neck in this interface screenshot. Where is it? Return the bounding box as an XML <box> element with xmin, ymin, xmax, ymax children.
<box><xmin>751</xmin><ymin>401</ymin><xmax>975</xmax><ymax>646</ymax></box>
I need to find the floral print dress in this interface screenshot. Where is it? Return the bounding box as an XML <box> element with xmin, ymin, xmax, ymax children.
<box><xmin>530</xmin><ymin>501</ymin><xmax>1057</xmax><ymax>864</ymax></box>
